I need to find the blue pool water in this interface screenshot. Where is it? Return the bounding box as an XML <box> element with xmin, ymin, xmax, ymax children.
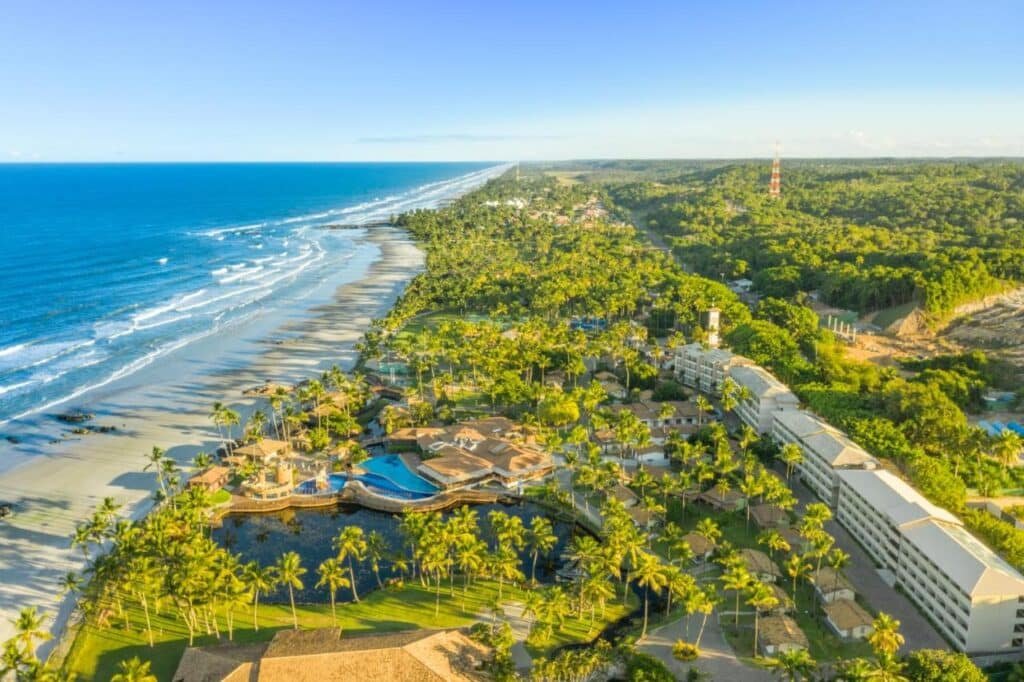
<box><xmin>357</xmin><ymin>454</ymin><xmax>438</xmax><ymax>496</ymax></box>
<box><xmin>293</xmin><ymin>456</ymin><xmax>437</xmax><ymax>499</ymax></box>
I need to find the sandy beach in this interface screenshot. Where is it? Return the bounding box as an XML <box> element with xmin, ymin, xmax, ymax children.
<box><xmin>0</xmin><ymin>226</ymin><xmax>424</xmax><ymax>651</ymax></box>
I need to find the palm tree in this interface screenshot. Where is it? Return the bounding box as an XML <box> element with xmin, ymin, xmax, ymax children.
<box><xmin>274</xmin><ymin>551</ymin><xmax>306</xmax><ymax>629</ymax></box>
<box><xmin>746</xmin><ymin>580</ymin><xmax>779</xmax><ymax>656</ymax></box>
<box><xmin>868</xmin><ymin>612</ymin><xmax>905</xmax><ymax>661</ymax></box>
<box><xmin>243</xmin><ymin>561</ymin><xmax>277</xmax><ymax>631</ymax></box>
<box><xmin>993</xmin><ymin>429</ymin><xmax>1024</xmax><ymax>469</ymax></box>
<box><xmin>111</xmin><ymin>657</ymin><xmax>157</xmax><ymax>682</ymax></box>
<box><xmin>192</xmin><ymin>451</ymin><xmax>213</xmax><ymax>470</ymax></box>
<box><xmin>334</xmin><ymin>526</ymin><xmax>367</xmax><ymax>602</ymax></box>
<box><xmin>785</xmin><ymin>553</ymin><xmax>812</xmax><ymax>607</ymax></box>
<box><xmin>695</xmin><ymin>518</ymin><xmax>721</xmax><ymax>545</ymax></box>
<box><xmin>366</xmin><ymin>530</ymin><xmax>389</xmax><ymax>590</ymax></box>
<box><xmin>758</xmin><ymin>529</ymin><xmax>790</xmax><ymax>559</ymax></box>
<box><xmin>316</xmin><ymin>558</ymin><xmax>350</xmax><ymax>626</ymax></box>
<box><xmin>634</xmin><ymin>552</ymin><xmax>669</xmax><ymax>637</ymax></box>
<box><xmin>694</xmin><ymin>395</ymin><xmax>713</xmax><ymax>427</ymax></box>
<box><xmin>143</xmin><ymin>446</ymin><xmax>167</xmax><ymax>496</ymax></box>
<box><xmin>527</xmin><ymin>517</ymin><xmax>558</xmax><ymax>583</ymax></box>
<box><xmin>778</xmin><ymin>444</ymin><xmax>803</xmax><ymax>480</ymax></box>
<box><xmin>720</xmin><ymin>564</ymin><xmax>753</xmax><ymax>626</ymax></box>
<box><xmin>12</xmin><ymin>607</ymin><xmax>50</xmax><ymax>655</ymax></box>
<box><xmin>663</xmin><ymin>564</ymin><xmax>695</xmax><ymax>618</ymax></box>
<box><xmin>766</xmin><ymin>648</ymin><xmax>817</xmax><ymax>681</ymax></box>
<box><xmin>489</xmin><ymin>548</ymin><xmax>524</xmax><ymax>602</ymax></box>
<box><xmin>689</xmin><ymin>585</ymin><xmax>717</xmax><ymax>649</ymax></box>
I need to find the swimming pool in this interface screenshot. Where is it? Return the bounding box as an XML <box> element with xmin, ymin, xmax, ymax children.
<box><xmin>356</xmin><ymin>455</ymin><xmax>438</xmax><ymax>496</ymax></box>
<box><xmin>294</xmin><ymin>475</ymin><xmax>347</xmax><ymax>495</ymax></box>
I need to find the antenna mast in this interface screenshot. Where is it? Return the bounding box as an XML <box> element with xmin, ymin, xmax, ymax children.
<box><xmin>769</xmin><ymin>141</ymin><xmax>781</xmax><ymax>199</ymax></box>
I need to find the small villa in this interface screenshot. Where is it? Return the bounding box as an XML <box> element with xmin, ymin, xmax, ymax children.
<box><xmin>750</xmin><ymin>503</ymin><xmax>789</xmax><ymax>529</ymax></box>
<box><xmin>187</xmin><ymin>465</ymin><xmax>230</xmax><ymax>493</ymax></box>
<box><xmin>697</xmin><ymin>487</ymin><xmax>746</xmax><ymax>512</ymax></box>
<box><xmin>682</xmin><ymin>532</ymin><xmax>715</xmax><ymax>562</ymax></box>
<box><xmin>809</xmin><ymin>567</ymin><xmax>856</xmax><ymax>603</ymax></box>
<box><xmin>759</xmin><ymin>616</ymin><xmax>809</xmax><ymax>656</ymax></box>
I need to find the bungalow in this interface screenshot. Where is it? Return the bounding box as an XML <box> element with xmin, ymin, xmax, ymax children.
<box><xmin>697</xmin><ymin>487</ymin><xmax>746</xmax><ymax>512</ymax></box>
<box><xmin>187</xmin><ymin>466</ymin><xmax>230</xmax><ymax>493</ymax></box>
<box><xmin>739</xmin><ymin>548</ymin><xmax>782</xmax><ymax>583</ymax></box>
<box><xmin>823</xmin><ymin>599</ymin><xmax>874</xmax><ymax>640</ymax></box>
<box><xmin>759</xmin><ymin>616</ymin><xmax>809</xmax><ymax>656</ymax></box>
<box><xmin>809</xmin><ymin>567</ymin><xmax>856</xmax><ymax>604</ymax></box>
<box><xmin>610</xmin><ymin>483</ymin><xmax>640</xmax><ymax>508</ymax></box>
<box><xmin>597</xmin><ymin>378</ymin><xmax>627</xmax><ymax>400</ymax></box>
<box><xmin>779</xmin><ymin>527</ymin><xmax>812</xmax><ymax>555</ymax></box>
<box><xmin>750</xmin><ymin>503</ymin><xmax>790</xmax><ymax>530</ymax></box>
<box><xmin>626</xmin><ymin>505</ymin><xmax>658</xmax><ymax>531</ymax></box>
<box><xmin>681</xmin><ymin>532</ymin><xmax>716</xmax><ymax>562</ymax></box>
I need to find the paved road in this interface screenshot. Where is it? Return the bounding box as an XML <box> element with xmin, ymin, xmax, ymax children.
<box><xmin>788</xmin><ymin>472</ymin><xmax>948</xmax><ymax>652</ymax></box>
<box><xmin>639</xmin><ymin>611</ymin><xmax>773</xmax><ymax>682</ymax></box>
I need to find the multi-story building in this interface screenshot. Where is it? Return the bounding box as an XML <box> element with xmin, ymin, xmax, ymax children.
<box><xmin>728</xmin><ymin>364</ymin><xmax>799</xmax><ymax>433</ymax></box>
<box><xmin>771</xmin><ymin>409</ymin><xmax>877</xmax><ymax>504</ymax></box>
<box><xmin>836</xmin><ymin>469</ymin><xmax>1024</xmax><ymax>653</ymax></box>
<box><xmin>673</xmin><ymin>343</ymin><xmax>749</xmax><ymax>396</ymax></box>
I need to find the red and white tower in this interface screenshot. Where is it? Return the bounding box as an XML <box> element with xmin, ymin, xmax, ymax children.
<box><xmin>769</xmin><ymin>141</ymin><xmax>781</xmax><ymax>199</ymax></box>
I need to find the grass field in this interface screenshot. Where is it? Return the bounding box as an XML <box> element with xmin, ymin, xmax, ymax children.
<box><xmin>62</xmin><ymin>579</ymin><xmax>632</xmax><ymax>681</ymax></box>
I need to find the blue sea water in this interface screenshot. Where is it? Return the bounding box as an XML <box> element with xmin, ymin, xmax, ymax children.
<box><xmin>0</xmin><ymin>162</ymin><xmax>501</xmax><ymax>424</ymax></box>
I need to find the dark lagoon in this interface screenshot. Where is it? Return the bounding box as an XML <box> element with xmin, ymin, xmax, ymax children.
<box><xmin>212</xmin><ymin>501</ymin><xmax>580</xmax><ymax>604</ymax></box>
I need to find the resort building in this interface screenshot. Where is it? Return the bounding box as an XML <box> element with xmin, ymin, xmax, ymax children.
<box><xmin>728</xmin><ymin>365</ymin><xmax>799</xmax><ymax>433</ymax></box>
<box><xmin>823</xmin><ymin>599</ymin><xmax>874</xmax><ymax>640</ymax></box>
<box><xmin>836</xmin><ymin>469</ymin><xmax>1024</xmax><ymax>653</ymax></box>
<box><xmin>612</xmin><ymin>399</ymin><xmax>703</xmax><ymax>430</ymax></box>
<box><xmin>697</xmin><ymin>487</ymin><xmax>746</xmax><ymax>512</ymax></box>
<box><xmin>172</xmin><ymin>627</ymin><xmax>491</xmax><ymax>681</ymax></box>
<box><xmin>771</xmin><ymin>409</ymin><xmax>877</xmax><ymax>505</ymax></box>
<box><xmin>673</xmin><ymin>343</ymin><xmax>750</xmax><ymax>396</ymax></box>
<box><xmin>229</xmin><ymin>439</ymin><xmax>293</xmax><ymax>466</ymax></box>
<box><xmin>412</xmin><ymin>421</ymin><xmax>552</xmax><ymax>490</ymax></box>
<box><xmin>758</xmin><ymin>616</ymin><xmax>808</xmax><ymax>656</ymax></box>
<box><xmin>241</xmin><ymin>463</ymin><xmax>295</xmax><ymax>500</ymax></box>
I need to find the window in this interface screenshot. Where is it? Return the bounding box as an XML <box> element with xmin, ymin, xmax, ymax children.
<box><xmin>1014</xmin><ymin>638</ymin><xmax>1023</xmax><ymax>648</ymax></box>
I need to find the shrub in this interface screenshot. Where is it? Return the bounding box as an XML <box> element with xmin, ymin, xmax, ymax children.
<box><xmin>672</xmin><ymin>640</ymin><xmax>699</xmax><ymax>661</ymax></box>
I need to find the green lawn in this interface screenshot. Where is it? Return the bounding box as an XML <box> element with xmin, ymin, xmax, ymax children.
<box><xmin>62</xmin><ymin>579</ymin><xmax>632</xmax><ymax>681</ymax></box>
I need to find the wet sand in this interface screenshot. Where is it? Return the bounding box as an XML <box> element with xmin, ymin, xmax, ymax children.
<box><xmin>0</xmin><ymin>226</ymin><xmax>423</xmax><ymax>651</ymax></box>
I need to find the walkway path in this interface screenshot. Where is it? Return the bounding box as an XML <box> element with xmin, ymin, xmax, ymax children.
<box><xmin>638</xmin><ymin>612</ymin><xmax>773</xmax><ymax>682</ymax></box>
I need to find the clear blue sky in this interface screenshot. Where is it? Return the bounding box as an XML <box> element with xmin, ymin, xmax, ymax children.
<box><xmin>3</xmin><ymin>0</ymin><xmax>1022</xmax><ymax>160</ymax></box>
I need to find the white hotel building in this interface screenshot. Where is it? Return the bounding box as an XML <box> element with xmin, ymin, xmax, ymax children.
<box><xmin>728</xmin><ymin>364</ymin><xmax>800</xmax><ymax>433</ymax></box>
<box><xmin>836</xmin><ymin>469</ymin><xmax>1024</xmax><ymax>653</ymax></box>
<box><xmin>673</xmin><ymin>343</ymin><xmax>750</xmax><ymax>396</ymax></box>
<box><xmin>771</xmin><ymin>409</ymin><xmax>877</xmax><ymax>505</ymax></box>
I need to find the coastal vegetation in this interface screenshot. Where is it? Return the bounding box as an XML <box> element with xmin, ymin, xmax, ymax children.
<box><xmin>15</xmin><ymin>166</ymin><xmax>992</xmax><ymax>681</ymax></box>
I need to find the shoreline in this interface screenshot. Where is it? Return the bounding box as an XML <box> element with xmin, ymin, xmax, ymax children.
<box><xmin>0</xmin><ymin>225</ymin><xmax>424</xmax><ymax>650</ymax></box>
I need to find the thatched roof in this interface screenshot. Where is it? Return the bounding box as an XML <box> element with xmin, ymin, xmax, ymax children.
<box><xmin>823</xmin><ymin>599</ymin><xmax>874</xmax><ymax>632</ymax></box>
<box><xmin>750</xmin><ymin>503</ymin><xmax>789</xmax><ymax>528</ymax></box>
<box><xmin>233</xmin><ymin>439</ymin><xmax>291</xmax><ymax>460</ymax></box>
<box><xmin>739</xmin><ymin>548</ymin><xmax>781</xmax><ymax>578</ymax></box>
<box><xmin>173</xmin><ymin>628</ymin><xmax>490</xmax><ymax>682</ymax></box>
<box><xmin>760</xmin><ymin>616</ymin><xmax>808</xmax><ymax>649</ymax></box>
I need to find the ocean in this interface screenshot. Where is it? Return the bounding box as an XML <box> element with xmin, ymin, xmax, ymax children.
<box><xmin>0</xmin><ymin>162</ymin><xmax>502</xmax><ymax>425</ymax></box>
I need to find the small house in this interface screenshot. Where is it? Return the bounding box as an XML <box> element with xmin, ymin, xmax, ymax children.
<box><xmin>823</xmin><ymin>599</ymin><xmax>874</xmax><ymax>639</ymax></box>
<box><xmin>758</xmin><ymin>616</ymin><xmax>809</xmax><ymax>656</ymax></box>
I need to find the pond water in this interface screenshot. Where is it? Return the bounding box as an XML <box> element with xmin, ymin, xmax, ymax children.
<box><xmin>213</xmin><ymin>501</ymin><xmax>580</xmax><ymax>604</ymax></box>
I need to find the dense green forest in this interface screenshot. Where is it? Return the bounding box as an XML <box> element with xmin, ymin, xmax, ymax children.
<box><xmin>594</xmin><ymin>160</ymin><xmax>1024</xmax><ymax>319</ymax></box>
